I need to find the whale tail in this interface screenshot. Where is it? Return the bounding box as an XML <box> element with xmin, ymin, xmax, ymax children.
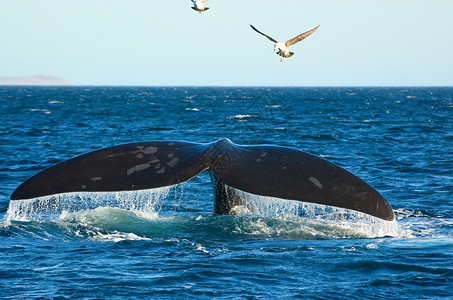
<box><xmin>10</xmin><ymin>139</ymin><xmax>394</xmax><ymax>221</ymax></box>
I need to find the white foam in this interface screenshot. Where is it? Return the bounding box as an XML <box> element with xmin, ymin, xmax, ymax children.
<box><xmin>393</xmin><ymin>208</ymin><xmax>451</xmax><ymax>238</ymax></box>
<box><xmin>227</xmin><ymin>114</ymin><xmax>255</xmax><ymax>120</ymax></box>
<box><xmin>90</xmin><ymin>230</ymin><xmax>153</xmax><ymax>242</ymax></box>
<box><xmin>30</xmin><ymin>108</ymin><xmax>51</xmax><ymax>114</ymax></box>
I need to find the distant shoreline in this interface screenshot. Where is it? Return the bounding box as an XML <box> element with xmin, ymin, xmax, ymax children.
<box><xmin>0</xmin><ymin>75</ymin><xmax>71</xmax><ymax>86</ymax></box>
<box><xmin>1</xmin><ymin>77</ymin><xmax>451</xmax><ymax>88</ymax></box>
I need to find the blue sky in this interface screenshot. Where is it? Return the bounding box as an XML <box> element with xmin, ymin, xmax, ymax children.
<box><xmin>1</xmin><ymin>0</ymin><xmax>452</xmax><ymax>86</ymax></box>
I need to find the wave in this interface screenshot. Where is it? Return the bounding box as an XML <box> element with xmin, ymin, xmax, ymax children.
<box><xmin>227</xmin><ymin>114</ymin><xmax>257</xmax><ymax>121</ymax></box>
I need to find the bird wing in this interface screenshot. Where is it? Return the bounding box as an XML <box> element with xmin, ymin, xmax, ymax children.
<box><xmin>285</xmin><ymin>25</ymin><xmax>320</xmax><ymax>47</ymax></box>
<box><xmin>202</xmin><ymin>0</ymin><xmax>208</xmax><ymax>3</ymax></box>
<box><xmin>250</xmin><ymin>25</ymin><xmax>278</xmax><ymax>43</ymax></box>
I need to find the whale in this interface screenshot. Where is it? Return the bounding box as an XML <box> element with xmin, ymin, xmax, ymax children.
<box><xmin>10</xmin><ymin>138</ymin><xmax>395</xmax><ymax>221</ymax></box>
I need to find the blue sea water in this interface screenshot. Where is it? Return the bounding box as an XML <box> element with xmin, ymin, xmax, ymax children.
<box><xmin>0</xmin><ymin>86</ymin><xmax>452</xmax><ymax>299</ymax></box>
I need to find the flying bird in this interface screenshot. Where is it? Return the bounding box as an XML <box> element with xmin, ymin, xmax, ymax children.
<box><xmin>191</xmin><ymin>0</ymin><xmax>210</xmax><ymax>13</ymax></box>
<box><xmin>250</xmin><ymin>24</ymin><xmax>320</xmax><ymax>62</ymax></box>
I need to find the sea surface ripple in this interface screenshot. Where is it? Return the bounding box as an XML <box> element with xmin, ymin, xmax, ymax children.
<box><xmin>1</xmin><ymin>86</ymin><xmax>452</xmax><ymax>299</ymax></box>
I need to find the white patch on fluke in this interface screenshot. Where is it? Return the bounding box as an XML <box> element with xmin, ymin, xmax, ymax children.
<box><xmin>142</xmin><ymin>146</ymin><xmax>158</xmax><ymax>154</ymax></box>
<box><xmin>135</xmin><ymin>146</ymin><xmax>158</xmax><ymax>158</ymax></box>
<box><xmin>127</xmin><ymin>163</ymin><xmax>151</xmax><ymax>175</ymax></box>
<box><xmin>166</xmin><ymin>157</ymin><xmax>179</xmax><ymax>168</ymax></box>
<box><xmin>309</xmin><ymin>176</ymin><xmax>323</xmax><ymax>189</ymax></box>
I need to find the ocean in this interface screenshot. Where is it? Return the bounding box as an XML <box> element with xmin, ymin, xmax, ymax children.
<box><xmin>0</xmin><ymin>86</ymin><xmax>452</xmax><ymax>299</ymax></box>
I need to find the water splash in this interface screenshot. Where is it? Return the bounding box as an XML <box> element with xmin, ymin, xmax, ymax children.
<box><xmin>394</xmin><ymin>208</ymin><xmax>453</xmax><ymax>238</ymax></box>
<box><xmin>227</xmin><ymin>187</ymin><xmax>404</xmax><ymax>238</ymax></box>
<box><xmin>3</xmin><ymin>182</ymin><xmax>409</xmax><ymax>240</ymax></box>
<box><xmin>58</xmin><ymin>207</ymin><xmax>159</xmax><ymax>242</ymax></box>
<box><xmin>4</xmin><ymin>186</ymin><xmax>175</xmax><ymax>223</ymax></box>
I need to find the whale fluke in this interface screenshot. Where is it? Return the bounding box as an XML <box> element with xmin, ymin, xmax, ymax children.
<box><xmin>10</xmin><ymin>139</ymin><xmax>394</xmax><ymax>221</ymax></box>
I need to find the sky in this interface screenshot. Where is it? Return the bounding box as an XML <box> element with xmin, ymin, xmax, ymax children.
<box><xmin>1</xmin><ymin>0</ymin><xmax>452</xmax><ymax>86</ymax></box>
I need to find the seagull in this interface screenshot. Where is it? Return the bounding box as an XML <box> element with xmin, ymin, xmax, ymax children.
<box><xmin>250</xmin><ymin>24</ymin><xmax>320</xmax><ymax>62</ymax></box>
<box><xmin>191</xmin><ymin>0</ymin><xmax>210</xmax><ymax>13</ymax></box>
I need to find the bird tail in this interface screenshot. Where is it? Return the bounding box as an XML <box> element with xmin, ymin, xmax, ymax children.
<box><xmin>288</xmin><ymin>52</ymin><xmax>294</xmax><ymax>57</ymax></box>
